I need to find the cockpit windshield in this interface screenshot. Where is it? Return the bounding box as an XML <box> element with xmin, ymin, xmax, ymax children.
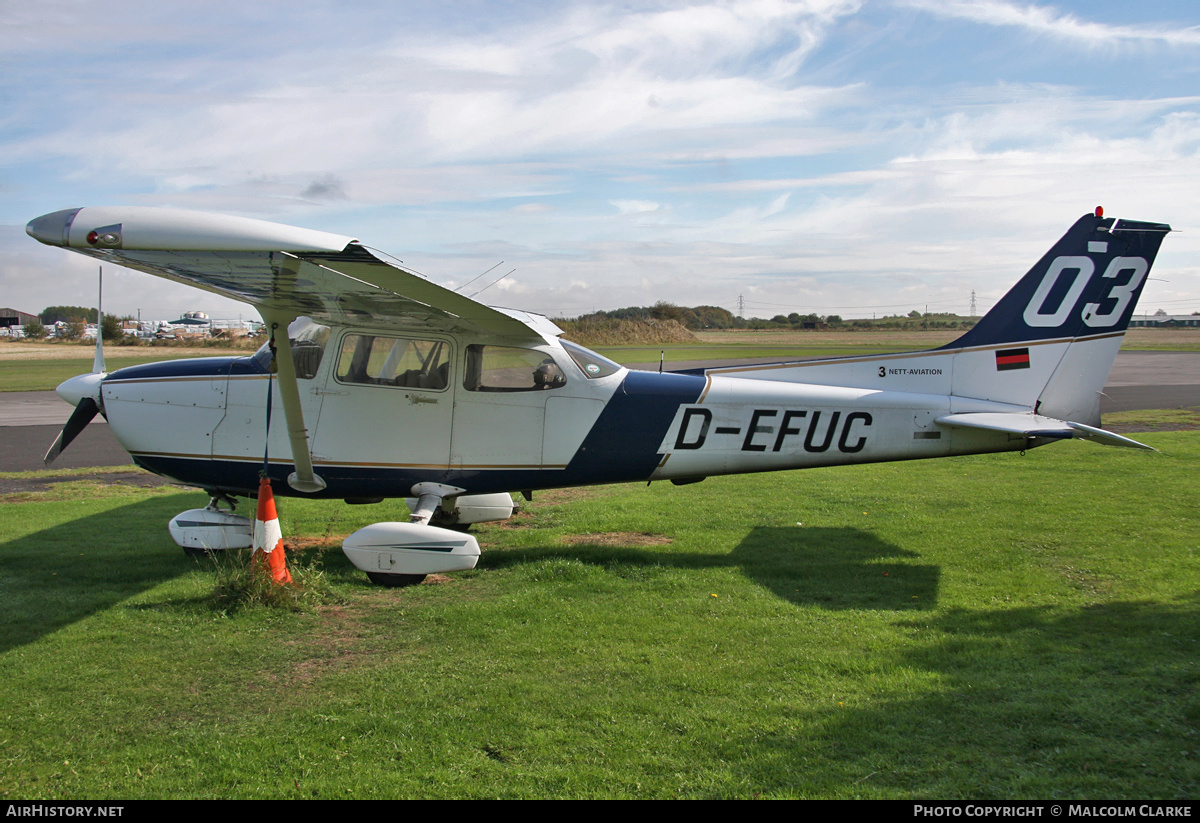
<box><xmin>560</xmin><ymin>339</ymin><xmax>622</xmax><ymax>379</ymax></box>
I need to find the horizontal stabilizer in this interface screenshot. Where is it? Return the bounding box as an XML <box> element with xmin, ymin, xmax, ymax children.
<box><xmin>936</xmin><ymin>413</ymin><xmax>1154</xmax><ymax>450</ymax></box>
<box><xmin>1066</xmin><ymin>421</ymin><xmax>1156</xmax><ymax>451</ymax></box>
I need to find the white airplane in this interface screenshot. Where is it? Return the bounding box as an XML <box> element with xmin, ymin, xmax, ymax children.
<box><xmin>26</xmin><ymin>206</ymin><xmax>1170</xmax><ymax>586</ymax></box>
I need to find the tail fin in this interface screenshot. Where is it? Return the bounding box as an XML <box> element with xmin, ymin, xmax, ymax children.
<box><xmin>949</xmin><ymin>212</ymin><xmax>1170</xmax><ymax>350</ymax></box>
<box><xmin>696</xmin><ymin>211</ymin><xmax>1170</xmax><ymax>427</ymax></box>
<box><xmin>944</xmin><ymin>212</ymin><xmax>1170</xmax><ymax>424</ymax></box>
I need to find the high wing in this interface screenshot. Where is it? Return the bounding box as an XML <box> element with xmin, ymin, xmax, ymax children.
<box><xmin>27</xmin><ymin>205</ymin><xmax>558</xmax><ymax>493</ymax></box>
<box><xmin>25</xmin><ymin>206</ymin><xmax>549</xmax><ymax>341</ymax></box>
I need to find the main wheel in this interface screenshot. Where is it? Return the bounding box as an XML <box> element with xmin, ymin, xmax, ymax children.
<box><xmin>366</xmin><ymin>572</ymin><xmax>427</xmax><ymax>587</ymax></box>
<box><xmin>429</xmin><ymin>511</ymin><xmax>472</xmax><ymax>533</ymax></box>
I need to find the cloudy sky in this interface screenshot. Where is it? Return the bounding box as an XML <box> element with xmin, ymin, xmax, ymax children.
<box><xmin>3</xmin><ymin>0</ymin><xmax>1199</xmax><ymax>323</ymax></box>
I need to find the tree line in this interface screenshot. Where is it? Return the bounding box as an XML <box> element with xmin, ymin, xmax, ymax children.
<box><xmin>19</xmin><ymin>306</ymin><xmax>128</xmax><ymax>341</ymax></box>
<box><xmin>565</xmin><ymin>302</ymin><xmax>976</xmax><ymax>331</ymax></box>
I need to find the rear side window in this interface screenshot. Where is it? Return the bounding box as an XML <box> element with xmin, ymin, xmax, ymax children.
<box><xmin>463</xmin><ymin>345</ymin><xmax>566</xmax><ymax>392</ymax></box>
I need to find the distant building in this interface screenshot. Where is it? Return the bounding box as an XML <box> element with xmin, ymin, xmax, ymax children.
<box><xmin>1129</xmin><ymin>315</ymin><xmax>1200</xmax><ymax>328</ymax></box>
<box><xmin>0</xmin><ymin>308</ymin><xmax>39</xmax><ymax>328</ymax></box>
<box><xmin>168</xmin><ymin>311</ymin><xmax>212</xmax><ymax>326</ymax></box>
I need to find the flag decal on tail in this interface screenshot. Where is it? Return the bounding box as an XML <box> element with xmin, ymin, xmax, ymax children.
<box><xmin>995</xmin><ymin>347</ymin><xmax>1031</xmax><ymax>371</ymax></box>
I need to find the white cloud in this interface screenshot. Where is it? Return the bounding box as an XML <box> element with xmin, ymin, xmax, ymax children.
<box><xmin>611</xmin><ymin>200</ymin><xmax>661</xmax><ymax>214</ymax></box>
<box><xmin>5</xmin><ymin>0</ymin><xmax>864</xmax><ymax>189</ymax></box>
<box><xmin>900</xmin><ymin>0</ymin><xmax>1200</xmax><ymax>48</ymax></box>
<box><xmin>4</xmin><ymin>1</ymin><xmax>1200</xmax><ymax>321</ymax></box>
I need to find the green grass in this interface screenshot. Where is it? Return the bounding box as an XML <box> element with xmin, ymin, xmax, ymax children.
<box><xmin>0</xmin><ymin>465</ymin><xmax>142</xmax><ymax>480</ymax></box>
<box><xmin>0</xmin><ymin>356</ymin><xmax>225</xmax><ymax>393</ymax></box>
<box><xmin>1</xmin><ymin>433</ymin><xmax>1198</xmax><ymax>798</ymax></box>
<box><xmin>6</xmin><ymin>330</ymin><xmax>1197</xmax><ymax>392</ymax></box>
<box><xmin>1103</xmin><ymin>407</ymin><xmax>1200</xmax><ymax>430</ymax></box>
<box><xmin>1120</xmin><ymin>338</ymin><xmax>1200</xmax><ymax>352</ymax></box>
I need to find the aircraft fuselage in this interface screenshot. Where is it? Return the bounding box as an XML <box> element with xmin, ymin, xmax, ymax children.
<box><xmin>98</xmin><ymin>328</ymin><xmax>1031</xmax><ymax>501</ymax></box>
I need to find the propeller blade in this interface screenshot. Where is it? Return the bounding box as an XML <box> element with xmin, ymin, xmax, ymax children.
<box><xmin>43</xmin><ymin>397</ymin><xmax>100</xmax><ymax>466</ymax></box>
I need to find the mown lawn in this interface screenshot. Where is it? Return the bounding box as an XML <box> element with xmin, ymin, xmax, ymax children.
<box><xmin>1</xmin><ymin>433</ymin><xmax>1197</xmax><ymax>798</ymax></box>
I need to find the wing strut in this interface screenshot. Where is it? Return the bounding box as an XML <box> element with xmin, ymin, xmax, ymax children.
<box><xmin>262</xmin><ymin>308</ymin><xmax>327</xmax><ymax>493</ymax></box>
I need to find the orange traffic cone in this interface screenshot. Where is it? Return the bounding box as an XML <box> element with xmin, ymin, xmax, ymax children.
<box><xmin>253</xmin><ymin>476</ymin><xmax>292</xmax><ymax>584</ymax></box>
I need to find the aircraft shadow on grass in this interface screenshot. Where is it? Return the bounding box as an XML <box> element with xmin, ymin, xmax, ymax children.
<box><xmin>479</xmin><ymin>525</ymin><xmax>941</xmax><ymax>611</ymax></box>
<box><xmin>1</xmin><ymin>504</ymin><xmax>936</xmax><ymax>654</ymax></box>
<box><xmin>0</xmin><ymin>495</ymin><xmax>200</xmax><ymax>654</ymax></box>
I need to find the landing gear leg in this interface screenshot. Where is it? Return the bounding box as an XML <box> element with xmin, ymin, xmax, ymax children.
<box><xmin>408</xmin><ymin>482</ymin><xmax>466</xmax><ymax>524</ymax></box>
<box><xmin>204</xmin><ymin>490</ymin><xmax>239</xmax><ymax>513</ymax></box>
<box><xmin>429</xmin><ymin>508</ymin><xmax>472</xmax><ymax>533</ymax></box>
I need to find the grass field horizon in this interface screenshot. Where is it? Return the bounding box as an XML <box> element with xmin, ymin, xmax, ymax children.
<box><xmin>1</xmin><ymin>429</ymin><xmax>1196</xmax><ymax>799</ymax></box>
<box><xmin>2</xmin><ymin>327</ymin><xmax>1197</xmax><ymax>393</ymax></box>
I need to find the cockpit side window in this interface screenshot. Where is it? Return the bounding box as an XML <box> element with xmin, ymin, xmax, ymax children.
<box><xmin>335</xmin><ymin>334</ymin><xmax>450</xmax><ymax>390</ymax></box>
<box><xmin>251</xmin><ymin>317</ymin><xmax>330</xmax><ymax>379</ymax></box>
<box><xmin>463</xmin><ymin>345</ymin><xmax>567</xmax><ymax>392</ymax></box>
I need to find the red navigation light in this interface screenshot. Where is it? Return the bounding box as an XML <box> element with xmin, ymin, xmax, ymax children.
<box><xmin>86</xmin><ymin>230</ymin><xmax>98</xmax><ymax>245</ymax></box>
<box><xmin>1095</xmin><ymin>206</ymin><xmax>1104</xmax><ymax>218</ymax></box>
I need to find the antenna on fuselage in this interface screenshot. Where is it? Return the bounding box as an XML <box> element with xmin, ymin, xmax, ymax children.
<box><xmin>454</xmin><ymin>261</ymin><xmax>504</xmax><ymax>294</ymax></box>
<box><xmin>468</xmin><ymin>268</ymin><xmax>516</xmax><ymax>299</ymax></box>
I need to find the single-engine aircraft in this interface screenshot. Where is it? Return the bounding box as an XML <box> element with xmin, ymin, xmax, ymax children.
<box><xmin>26</xmin><ymin>206</ymin><xmax>1170</xmax><ymax>585</ymax></box>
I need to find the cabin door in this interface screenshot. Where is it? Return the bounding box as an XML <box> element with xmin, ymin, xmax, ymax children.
<box><xmin>309</xmin><ymin>332</ymin><xmax>455</xmax><ymax>471</ymax></box>
<box><xmin>450</xmin><ymin>344</ymin><xmax>556</xmax><ymax>470</ymax></box>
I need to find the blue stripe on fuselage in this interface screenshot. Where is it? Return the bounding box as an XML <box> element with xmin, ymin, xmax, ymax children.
<box><xmin>562</xmin><ymin>369</ymin><xmax>707</xmax><ymax>484</ymax></box>
<box><xmin>106</xmin><ymin>355</ymin><xmax>265</xmax><ymax>382</ymax></box>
